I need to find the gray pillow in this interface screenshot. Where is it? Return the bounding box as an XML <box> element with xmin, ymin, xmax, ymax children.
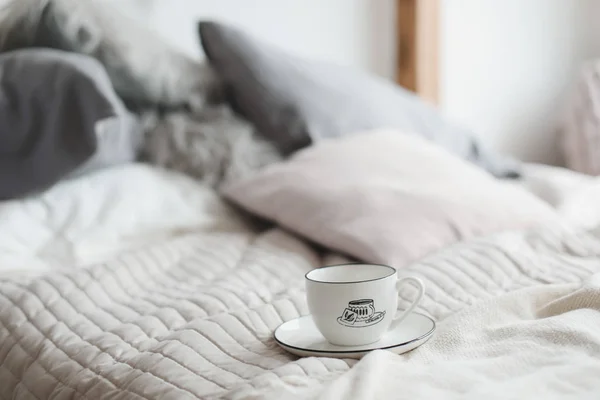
<box><xmin>0</xmin><ymin>49</ymin><xmax>141</xmax><ymax>200</ymax></box>
<box><xmin>198</xmin><ymin>21</ymin><xmax>520</xmax><ymax>178</ymax></box>
<box><xmin>0</xmin><ymin>0</ymin><xmax>218</xmax><ymax>108</ymax></box>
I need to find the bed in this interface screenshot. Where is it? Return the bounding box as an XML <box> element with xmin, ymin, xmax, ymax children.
<box><xmin>2</xmin><ymin>1</ymin><xmax>600</xmax><ymax>399</ymax></box>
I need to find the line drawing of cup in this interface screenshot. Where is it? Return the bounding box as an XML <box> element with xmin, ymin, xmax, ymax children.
<box><xmin>337</xmin><ymin>298</ymin><xmax>385</xmax><ymax>327</ymax></box>
<box><xmin>347</xmin><ymin>299</ymin><xmax>375</xmax><ymax>322</ymax></box>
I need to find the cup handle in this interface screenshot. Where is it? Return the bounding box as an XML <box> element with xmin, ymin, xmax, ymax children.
<box><xmin>389</xmin><ymin>276</ymin><xmax>425</xmax><ymax>331</ymax></box>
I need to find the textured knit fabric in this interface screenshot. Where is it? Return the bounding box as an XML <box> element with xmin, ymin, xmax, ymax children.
<box><xmin>268</xmin><ymin>274</ymin><xmax>600</xmax><ymax>399</ymax></box>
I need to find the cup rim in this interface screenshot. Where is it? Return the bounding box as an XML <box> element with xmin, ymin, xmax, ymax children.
<box><xmin>305</xmin><ymin>263</ymin><xmax>396</xmax><ymax>284</ymax></box>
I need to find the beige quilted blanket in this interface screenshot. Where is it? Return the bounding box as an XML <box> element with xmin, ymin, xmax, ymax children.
<box><xmin>2</xmin><ymin>164</ymin><xmax>600</xmax><ymax>399</ymax></box>
<box><xmin>2</xmin><ymin>216</ymin><xmax>600</xmax><ymax>399</ymax></box>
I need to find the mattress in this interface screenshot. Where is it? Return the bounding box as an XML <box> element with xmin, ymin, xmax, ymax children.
<box><xmin>1</xmin><ymin>162</ymin><xmax>600</xmax><ymax>399</ymax></box>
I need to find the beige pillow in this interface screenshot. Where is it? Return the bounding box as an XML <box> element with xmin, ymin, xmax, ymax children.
<box><xmin>222</xmin><ymin>130</ymin><xmax>557</xmax><ymax>267</ymax></box>
<box><xmin>560</xmin><ymin>60</ymin><xmax>600</xmax><ymax>176</ymax></box>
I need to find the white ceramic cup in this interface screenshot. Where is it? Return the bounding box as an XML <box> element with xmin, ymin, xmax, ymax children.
<box><xmin>305</xmin><ymin>263</ymin><xmax>425</xmax><ymax>346</ymax></box>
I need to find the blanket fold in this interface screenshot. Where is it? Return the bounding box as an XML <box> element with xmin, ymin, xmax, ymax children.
<box><xmin>268</xmin><ymin>275</ymin><xmax>600</xmax><ymax>400</ymax></box>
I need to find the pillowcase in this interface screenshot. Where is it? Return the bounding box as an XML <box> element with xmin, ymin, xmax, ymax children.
<box><xmin>0</xmin><ymin>49</ymin><xmax>142</xmax><ymax>200</ymax></box>
<box><xmin>0</xmin><ymin>0</ymin><xmax>218</xmax><ymax>108</ymax></box>
<box><xmin>198</xmin><ymin>20</ymin><xmax>520</xmax><ymax>178</ymax></box>
<box><xmin>559</xmin><ymin>60</ymin><xmax>600</xmax><ymax>176</ymax></box>
<box><xmin>222</xmin><ymin>129</ymin><xmax>557</xmax><ymax>267</ymax></box>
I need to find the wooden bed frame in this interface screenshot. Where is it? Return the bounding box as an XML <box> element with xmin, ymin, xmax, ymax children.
<box><xmin>396</xmin><ymin>0</ymin><xmax>439</xmax><ymax>105</ymax></box>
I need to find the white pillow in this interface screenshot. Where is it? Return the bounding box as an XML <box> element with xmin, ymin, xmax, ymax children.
<box><xmin>223</xmin><ymin>130</ymin><xmax>558</xmax><ymax>267</ymax></box>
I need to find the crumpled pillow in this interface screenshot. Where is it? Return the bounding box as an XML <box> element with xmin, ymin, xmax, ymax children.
<box><xmin>0</xmin><ymin>0</ymin><xmax>218</xmax><ymax>108</ymax></box>
<box><xmin>0</xmin><ymin>48</ymin><xmax>142</xmax><ymax>200</ymax></box>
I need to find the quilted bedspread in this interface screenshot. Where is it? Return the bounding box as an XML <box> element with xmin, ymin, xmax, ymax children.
<box><xmin>2</xmin><ymin>164</ymin><xmax>600</xmax><ymax>399</ymax></box>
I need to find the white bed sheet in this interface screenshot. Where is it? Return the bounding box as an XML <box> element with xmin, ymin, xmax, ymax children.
<box><xmin>0</xmin><ymin>164</ymin><xmax>249</xmax><ymax>275</ymax></box>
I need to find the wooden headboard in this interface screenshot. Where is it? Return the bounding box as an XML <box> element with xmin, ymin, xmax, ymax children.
<box><xmin>396</xmin><ymin>0</ymin><xmax>439</xmax><ymax>105</ymax></box>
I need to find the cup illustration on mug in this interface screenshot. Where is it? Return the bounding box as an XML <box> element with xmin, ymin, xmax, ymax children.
<box><xmin>337</xmin><ymin>299</ymin><xmax>386</xmax><ymax>327</ymax></box>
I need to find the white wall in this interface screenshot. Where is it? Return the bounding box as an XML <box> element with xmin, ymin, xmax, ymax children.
<box><xmin>441</xmin><ymin>0</ymin><xmax>600</xmax><ymax>165</ymax></box>
<box><xmin>112</xmin><ymin>0</ymin><xmax>600</xmax><ymax>165</ymax></box>
<box><xmin>111</xmin><ymin>0</ymin><xmax>397</xmax><ymax>79</ymax></box>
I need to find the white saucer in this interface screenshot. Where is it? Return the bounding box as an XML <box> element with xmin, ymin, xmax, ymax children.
<box><xmin>274</xmin><ymin>312</ymin><xmax>435</xmax><ymax>359</ymax></box>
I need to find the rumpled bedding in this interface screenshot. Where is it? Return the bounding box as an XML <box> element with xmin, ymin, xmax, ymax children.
<box><xmin>2</xmin><ymin>163</ymin><xmax>600</xmax><ymax>399</ymax></box>
<box><xmin>0</xmin><ymin>164</ymin><xmax>247</xmax><ymax>275</ymax></box>
<box><xmin>278</xmin><ymin>274</ymin><xmax>600</xmax><ymax>400</ymax></box>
